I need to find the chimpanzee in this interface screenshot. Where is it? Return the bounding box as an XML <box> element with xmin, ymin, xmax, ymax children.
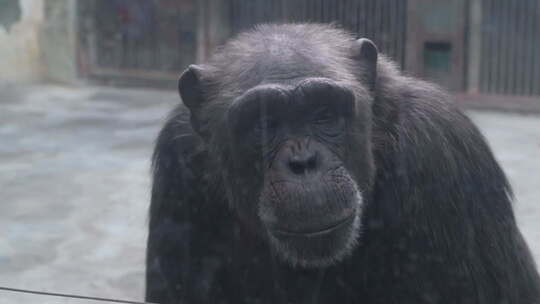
<box><xmin>146</xmin><ymin>23</ymin><xmax>540</xmax><ymax>304</ymax></box>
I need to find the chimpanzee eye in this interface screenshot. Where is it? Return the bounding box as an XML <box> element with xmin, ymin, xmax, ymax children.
<box><xmin>311</xmin><ymin>105</ymin><xmax>345</xmax><ymax>139</ymax></box>
<box><xmin>313</xmin><ymin>107</ymin><xmax>337</xmax><ymax>125</ymax></box>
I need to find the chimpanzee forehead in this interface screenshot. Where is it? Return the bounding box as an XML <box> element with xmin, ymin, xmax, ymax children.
<box><xmin>219</xmin><ymin>39</ymin><xmax>353</xmax><ymax>91</ymax></box>
<box><xmin>232</xmin><ymin>56</ymin><xmax>335</xmax><ymax>90</ymax></box>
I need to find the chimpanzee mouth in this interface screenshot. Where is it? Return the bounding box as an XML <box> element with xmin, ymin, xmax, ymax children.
<box><xmin>272</xmin><ymin>214</ymin><xmax>355</xmax><ymax>237</ymax></box>
<box><xmin>260</xmin><ymin>179</ymin><xmax>363</xmax><ymax>267</ymax></box>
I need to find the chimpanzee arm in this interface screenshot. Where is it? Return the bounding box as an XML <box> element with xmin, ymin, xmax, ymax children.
<box><xmin>145</xmin><ymin>107</ymin><xmax>230</xmax><ymax>304</ymax></box>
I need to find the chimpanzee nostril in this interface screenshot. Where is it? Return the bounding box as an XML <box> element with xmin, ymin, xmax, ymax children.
<box><xmin>289</xmin><ymin>159</ymin><xmax>305</xmax><ymax>175</ymax></box>
<box><xmin>288</xmin><ymin>154</ymin><xmax>318</xmax><ymax>175</ymax></box>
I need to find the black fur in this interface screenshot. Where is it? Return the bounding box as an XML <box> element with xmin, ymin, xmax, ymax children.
<box><xmin>146</xmin><ymin>24</ymin><xmax>540</xmax><ymax>304</ymax></box>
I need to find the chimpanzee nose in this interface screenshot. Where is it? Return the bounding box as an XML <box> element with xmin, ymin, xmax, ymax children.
<box><xmin>287</xmin><ymin>152</ymin><xmax>319</xmax><ymax>175</ymax></box>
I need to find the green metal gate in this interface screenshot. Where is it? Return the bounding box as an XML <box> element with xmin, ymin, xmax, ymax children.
<box><xmin>480</xmin><ymin>0</ymin><xmax>540</xmax><ymax>95</ymax></box>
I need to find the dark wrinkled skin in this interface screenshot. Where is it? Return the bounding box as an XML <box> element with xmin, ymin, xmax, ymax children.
<box><xmin>146</xmin><ymin>24</ymin><xmax>540</xmax><ymax>304</ymax></box>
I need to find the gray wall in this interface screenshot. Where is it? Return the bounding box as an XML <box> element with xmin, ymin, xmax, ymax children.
<box><xmin>0</xmin><ymin>0</ymin><xmax>44</xmax><ymax>83</ymax></box>
<box><xmin>40</xmin><ymin>0</ymin><xmax>79</xmax><ymax>85</ymax></box>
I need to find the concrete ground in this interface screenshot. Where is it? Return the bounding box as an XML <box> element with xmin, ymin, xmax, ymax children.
<box><xmin>0</xmin><ymin>84</ymin><xmax>539</xmax><ymax>303</ymax></box>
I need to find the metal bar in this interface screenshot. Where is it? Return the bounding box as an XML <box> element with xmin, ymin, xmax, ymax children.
<box><xmin>480</xmin><ymin>0</ymin><xmax>492</xmax><ymax>92</ymax></box>
<box><xmin>500</xmin><ymin>0</ymin><xmax>511</xmax><ymax>94</ymax></box>
<box><xmin>400</xmin><ymin>0</ymin><xmax>408</xmax><ymax>68</ymax></box>
<box><xmin>515</xmin><ymin>0</ymin><xmax>527</xmax><ymax>95</ymax></box>
<box><xmin>532</xmin><ymin>0</ymin><xmax>540</xmax><ymax>95</ymax></box>
<box><xmin>494</xmin><ymin>0</ymin><xmax>505</xmax><ymax>94</ymax></box>
<box><xmin>509</xmin><ymin>0</ymin><xmax>521</xmax><ymax>94</ymax></box>
<box><xmin>467</xmin><ymin>0</ymin><xmax>482</xmax><ymax>93</ymax></box>
<box><xmin>522</xmin><ymin>0</ymin><xmax>533</xmax><ymax>95</ymax></box>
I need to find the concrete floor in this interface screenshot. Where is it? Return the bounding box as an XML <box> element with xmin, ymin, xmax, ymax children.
<box><xmin>0</xmin><ymin>84</ymin><xmax>539</xmax><ymax>303</ymax></box>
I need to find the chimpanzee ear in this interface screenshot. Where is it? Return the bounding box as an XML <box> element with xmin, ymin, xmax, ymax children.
<box><xmin>178</xmin><ymin>64</ymin><xmax>211</xmax><ymax>139</ymax></box>
<box><xmin>178</xmin><ymin>64</ymin><xmax>207</xmax><ymax>110</ymax></box>
<box><xmin>352</xmin><ymin>38</ymin><xmax>378</xmax><ymax>91</ymax></box>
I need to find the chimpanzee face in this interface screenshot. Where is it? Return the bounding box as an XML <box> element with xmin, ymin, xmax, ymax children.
<box><xmin>225</xmin><ymin>78</ymin><xmax>368</xmax><ymax>267</ymax></box>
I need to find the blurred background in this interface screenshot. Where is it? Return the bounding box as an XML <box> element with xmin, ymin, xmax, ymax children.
<box><xmin>0</xmin><ymin>0</ymin><xmax>539</xmax><ymax>303</ymax></box>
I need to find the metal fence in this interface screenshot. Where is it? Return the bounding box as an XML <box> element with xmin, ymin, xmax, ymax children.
<box><xmin>78</xmin><ymin>0</ymin><xmax>197</xmax><ymax>84</ymax></box>
<box><xmin>480</xmin><ymin>0</ymin><xmax>540</xmax><ymax>95</ymax></box>
<box><xmin>76</xmin><ymin>0</ymin><xmax>540</xmax><ymax>96</ymax></box>
<box><xmin>229</xmin><ymin>0</ymin><xmax>408</xmax><ymax>68</ymax></box>
<box><xmin>78</xmin><ymin>0</ymin><xmax>408</xmax><ymax>85</ymax></box>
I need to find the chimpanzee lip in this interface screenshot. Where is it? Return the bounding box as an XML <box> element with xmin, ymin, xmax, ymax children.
<box><xmin>271</xmin><ymin>214</ymin><xmax>355</xmax><ymax>237</ymax></box>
